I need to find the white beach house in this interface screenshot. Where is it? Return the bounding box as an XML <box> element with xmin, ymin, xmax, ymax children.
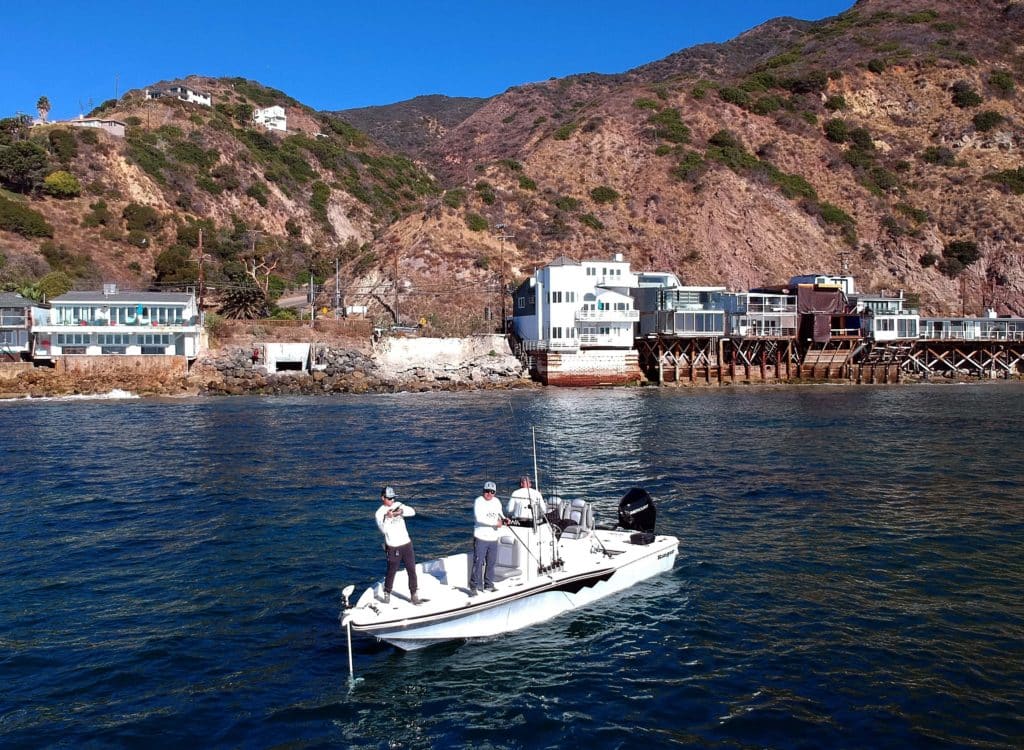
<box><xmin>32</xmin><ymin>287</ymin><xmax>202</xmax><ymax>360</ymax></box>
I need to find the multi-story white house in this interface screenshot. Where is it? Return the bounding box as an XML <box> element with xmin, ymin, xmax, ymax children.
<box><xmin>720</xmin><ymin>291</ymin><xmax>799</xmax><ymax>337</ymax></box>
<box><xmin>253</xmin><ymin>105</ymin><xmax>287</xmax><ymax>132</ymax></box>
<box><xmin>32</xmin><ymin>286</ymin><xmax>202</xmax><ymax>361</ymax></box>
<box><xmin>512</xmin><ymin>254</ymin><xmax>638</xmax><ymax>351</ymax></box>
<box><xmin>145</xmin><ymin>86</ymin><xmax>212</xmax><ymax>107</ymax></box>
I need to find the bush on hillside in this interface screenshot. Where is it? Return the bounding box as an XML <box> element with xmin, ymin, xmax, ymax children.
<box><xmin>42</xmin><ymin>170</ymin><xmax>81</xmax><ymax>198</ymax></box>
<box><xmin>0</xmin><ymin>195</ymin><xmax>53</xmax><ymax>237</ymax></box>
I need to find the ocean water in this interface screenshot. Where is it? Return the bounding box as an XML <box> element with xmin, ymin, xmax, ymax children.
<box><xmin>1</xmin><ymin>383</ymin><xmax>1022</xmax><ymax>749</ymax></box>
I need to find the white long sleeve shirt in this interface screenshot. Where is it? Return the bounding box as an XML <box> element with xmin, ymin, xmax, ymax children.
<box><xmin>375</xmin><ymin>502</ymin><xmax>416</xmax><ymax>547</ymax></box>
<box><xmin>507</xmin><ymin>487</ymin><xmax>546</xmax><ymax>519</ymax></box>
<box><xmin>473</xmin><ymin>495</ymin><xmax>505</xmax><ymax>541</ymax></box>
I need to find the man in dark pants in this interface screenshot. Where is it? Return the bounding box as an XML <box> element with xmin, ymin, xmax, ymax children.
<box><xmin>374</xmin><ymin>486</ymin><xmax>421</xmax><ymax>605</ymax></box>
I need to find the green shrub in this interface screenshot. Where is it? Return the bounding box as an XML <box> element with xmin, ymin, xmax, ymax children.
<box><xmin>983</xmin><ymin>167</ymin><xmax>1024</xmax><ymax>194</ymax></box>
<box><xmin>42</xmin><ymin>170</ymin><xmax>81</xmax><ymax>198</ymax></box>
<box><xmin>0</xmin><ymin>195</ymin><xmax>53</xmax><ymax>237</ymax></box>
<box><xmin>718</xmin><ymin>86</ymin><xmax>751</xmax><ymax>108</ymax></box>
<box><xmin>579</xmin><ymin>213</ymin><xmax>604</xmax><ymax>230</ymax></box>
<box><xmin>940</xmin><ymin>240</ymin><xmax>980</xmax><ymax>277</ymax></box>
<box><xmin>920</xmin><ymin>252</ymin><xmax>939</xmax><ymax>268</ymax></box>
<box><xmin>752</xmin><ymin>95</ymin><xmax>783</xmax><ymax>115</ymax></box>
<box><xmin>771</xmin><ymin>170</ymin><xmax>818</xmax><ymax>200</ymax></box>
<box><xmin>310</xmin><ymin>181</ymin><xmax>331</xmax><ymax>226</ymax></box>
<box><xmin>848</xmin><ymin>127</ymin><xmax>874</xmax><ymax>151</ymax></box>
<box><xmin>246</xmin><ymin>181</ymin><xmax>268</xmax><ymax>206</ymax></box>
<box><xmin>824</xmin><ymin>118</ymin><xmax>849</xmax><ymax>143</ymax></box>
<box><xmin>867</xmin><ymin>58</ymin><xmax>887</xmax><ymax>74</ymax></box>
<box><xmin>824</xmin><ymin>95</ymin><xmax>847</xmax><ymax>111</ymax></box>
<box><xmin>497</xmin><ymin>159</ymin><xmax>522</xmax><ymax>172</ymax></box>
<box><xmin>784</xmin><ymin>70</ymin><xmax>829</xmax><ymax>94</ymax></box>
<box><xmin>988</xmin><ymin>69</ymin><xmax>1015</xmax><ymax>97</ymax></box>
<box><xmin>475</xmin><ymin>181</ymin><xmax>496</xmax><ymax>205</ymax></box>
<box><xmin>670</xmin><ymin>150</ymin><xmax>706</xmax><ymax>182</ymax></box>
<box><xmin>590</xmin><ymin>185</ymin><xmax>619</xmax><ymax>204</ymax></box>
<box><xmin>633</xmin><ymin>98</ymin><xmax>660</xmax><ymax>110</ymax></box>
<box><xmin>465</xmin><ymin>212</ymin><xmax>488</xmax><ymax>231</ymax></box>
<box><xmin>154</xmin><ymin>245</ymin><xmax>196</xmax><ymax>284</ymax></box>
<box><xmin>951</xmin><ymin>81</ymin><xmax>982</xmax><ymax>108</ymax></box>
<box><xmin>552</xmin><ymin>195</ymin><xmax>581</xmax><ymax>212</ymax></box>
<box><xmin>443</xmin><ymin>188</ymin><xmax>465</xmax><ymax>208</ymax></box>
<box><xmin>902</xmin><ymin>10</ymin><xmax>938</xmax><ymax>23</ymax></box>
<box><xmin>38</xmin><ymin>271</ymin><xmax>73</xmax><ymax>299</ymax></box>
<box><xmin>122</xmin><ymin>203</ymin><xmax>161</xmax><ymax>232</ymax></box>
<box><xmin>81</xmin><ymin>199</ymin><xmax>112</xmax><ymax>227</ymax></box>
<box><xmin>896</xmin><ymin>203</ymin><xmax>930</xmax><ymax>223</ymax></box>
<box><xmin>972</xmin><ymin>110</ymin><xmax>1005</xmax><ymax>132</ymax></box>
<box><xmin>553</xmin><ymin>122</ymin><xmax>578</xmax><ymax>140</ymax></box>
<box><xmin>125</xmin><ymin>136</ymin><xmax>168</xmax><ymax>184</ymax></box>
<box><xmin>39</xmin><ymin>240</ymin><xmax>94</xmax><ymax>277</ymax></box>
<box><xmin>518</xmin><ymin>175</ymin><xmax>537</xmax><ymax>191</ymax></box>
<box><xmin>647</xmin><ymin>108</ymin><xmax>690</xmax><ymax>143</ymax></box>
<box><xmin>921</xmin><ymin>146</ymin><xmax>956</xmax><ymax>166</ymax></box>
<box><xmin>169</xmin><ymin>140</ymin><xmax>219</xmax><ymax>170</ymax></box>
<box><xmin>126</xmin><ymin>229</ymin><xmax>149</xmax><ymax>248</ymax></box>
<box><xmin>47</xmin><ymin>129</ymin><xmax>78</xmax><ymax>163</ymax></box>
<box><xmin>75</xmin><ymin>128</ymin><xmax>99</xmax><ymax>146</ymax></box>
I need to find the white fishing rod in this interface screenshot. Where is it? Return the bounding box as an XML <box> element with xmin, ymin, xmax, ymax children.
<box><xmin>339</xmin><ymin>585</ymin><xmax>363</xmax><ymax>688</ymax></box>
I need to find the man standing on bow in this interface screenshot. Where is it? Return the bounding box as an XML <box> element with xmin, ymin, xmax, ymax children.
<box><xmin>470</xmin><ymin>481</ymin><xmax>507</xmax><ymax>596</ymax></box>
<box><xmin>375</xmin><ymin>486</ymin><xmax>421</xmax><ymax>605</ymax></box>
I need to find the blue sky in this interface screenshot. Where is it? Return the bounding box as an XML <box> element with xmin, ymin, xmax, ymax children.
<box><xmin>3</xmin><ymin>0</ymin><xmax>852</xmax><ymax>122</ymax></box>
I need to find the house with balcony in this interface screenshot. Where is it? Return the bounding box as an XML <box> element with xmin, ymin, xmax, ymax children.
<box><xmin>145</xmin><ymin>85</ymin><xmax>212</xmax><ymax>107</ymax></box>
<box><xmin>31</xmin><ymin>286</ymin><xmax>202</xmax><ymax>362</ymax></box>
<box><xmin>253</xmin><ymin>105</ymin><xmax>287</xmax><ymax>132</ymax></box>
<box><xmin>0</xmin><ymin>292</ymin><xmax>41</xmax><ymax>361</ymax></box>
<box><xmin>720</xmin><ymin>290</ymin><xmax>799</xmax><ymax>338</ymax></box>
<box><xmin>632</xmin><ymin>272</ymin><xmax>727</xmax><ymax>338</ymax></box>
<box><xmin>511</xmin><ymin>254</ymin><xmax>642</xmax><ymax>385</ymax></box>
<box><xmin>854</xmin><ymin>291</ymin><xmax>920</xmax><ymax>341</ymax></box>
<box><xmin>919</xmin><ymin>313</ymin><xmax>1024</xmax><ymax>341</ymax></box>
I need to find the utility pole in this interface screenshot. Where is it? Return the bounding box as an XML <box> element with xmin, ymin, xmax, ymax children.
<box><xmin>495</xmin><ymin>224</ymin><xmax>514</xmax><ymax>332</ymax></box>
<box><xmin>197</xmin><ymin>228</ymin><xmax>206</xmax><ymax>317</ymax></box>
<box><xmin>394</xmin><ymin>243</ymin><xmax>400</xmax><ymax>326</ymax></box>
<box><xmin>334</xmin><ymin>257</ymin><xmax>341</xmax><ymax>316</ymax></box>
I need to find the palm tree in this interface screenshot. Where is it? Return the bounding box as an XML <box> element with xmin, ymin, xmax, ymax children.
<box><xmin>36</xmin><ymin>96</ymin><xmax>51</xmax><ymax>122</ymax></box>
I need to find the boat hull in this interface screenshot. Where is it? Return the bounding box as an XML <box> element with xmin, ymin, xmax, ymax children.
<box><xmin>343</xmin><ymin>530</ymin><xmax>678</xmax><ymax>650</ymax></box>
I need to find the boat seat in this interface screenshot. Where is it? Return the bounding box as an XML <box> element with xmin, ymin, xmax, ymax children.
<box><xmin>559</xmin><ymin>499</ymin><xmax>594</xmax><ymax>538</ymax></box>
<box><xmin>493</xmin><ymin>535</ymin><xmax>522</xmax><ymax>580</ymax></box>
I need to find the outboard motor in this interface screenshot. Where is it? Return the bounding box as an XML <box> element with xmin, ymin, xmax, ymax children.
<box><xmin>618</xmin><ymin>488</ymin><xmax>656</xmax><ymax>534</ymax></box>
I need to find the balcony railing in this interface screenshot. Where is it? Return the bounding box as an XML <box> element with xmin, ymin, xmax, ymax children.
<box><xmin>576</xmin><ymin>309</ymin><xmax>639</xmax><ymax>322</ymax></box>
<box><xmin>519</xmin><ymin>338</ymin><xmax>580</xmax><ymax>352</ymax></box>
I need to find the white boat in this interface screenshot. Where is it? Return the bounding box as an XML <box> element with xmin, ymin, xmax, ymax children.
<box><xmin>339</xmin><ymin>489</ymin><xmax>678</xmax><ymax>652</ymax></box>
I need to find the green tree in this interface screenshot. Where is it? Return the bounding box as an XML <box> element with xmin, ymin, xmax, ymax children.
<box><xmin>38</xmin><ymin>270</ymin><xmax>73</xmax><ymax>300</ymax></box>
<box><xmin>43</xmin><ymin>170</ymin><xmax>82</xmax><ymax>198</ymax></box>
<box><xmin>0</xmin><ymin>140</ymin><xmax>51</xmax><ymax>192</ymax></box>
<box><xmin>36</xmin><ymin>96</ymin><xmax>51</xmax><ymax>122</ymax></box>
<box><xmin>0</xmin><ymin>195</ymin><xmax>53</xmax><ymax>237</ymax></box>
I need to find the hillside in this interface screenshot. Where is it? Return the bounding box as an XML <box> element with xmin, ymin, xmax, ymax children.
<box><xmin>3</xmin><ymin>0</ymin><xmax>1024</xmax><ymax>330</ymax></box>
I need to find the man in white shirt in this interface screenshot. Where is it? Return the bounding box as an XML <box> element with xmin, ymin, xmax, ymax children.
<box><xmin>469</xmin><ymin>481</ymin><xmax>507</xmax><ymax>596</ymax></box>
<box><xmin>506</xmin><ymin>475</ymin><xmax>547</xmax><ymax>522</ymax></box>
<box><xmin>374</xmin><ymin>486</ymin><xmax>421</xmax><ymax>605</ymax></box>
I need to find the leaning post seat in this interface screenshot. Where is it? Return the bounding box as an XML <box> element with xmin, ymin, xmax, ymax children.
<box><xmin>559</xmin><ymin>499</ymin><xmax>595</xmax><ymax>539</ymax></box>
<box><xmin>494</xmin><ymin>535</ymin><xmax>522</xmax><ymax>580</ymax></box>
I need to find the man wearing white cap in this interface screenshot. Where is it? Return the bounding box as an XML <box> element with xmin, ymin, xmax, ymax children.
<box><xmin>375</xmin><ymin>485</ymin><xmax>421</xmax><ymax>605</ymax></box>
<box><xmin>469</xmin><ymin>481</ymin><xmax>507</xmax><ymax>596</ymax></box>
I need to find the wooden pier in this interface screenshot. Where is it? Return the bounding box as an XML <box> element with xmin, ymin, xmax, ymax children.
<box><xmin>637</xmin><ymin>335</ymin><xmax>1024</xmax><ymax>385</ymax></box>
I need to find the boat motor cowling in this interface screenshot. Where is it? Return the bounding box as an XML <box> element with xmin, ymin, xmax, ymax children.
<box><xmin>618</xmin><ymin>488</ymin><xmax>656</xmax><ymax>533</ymax></box>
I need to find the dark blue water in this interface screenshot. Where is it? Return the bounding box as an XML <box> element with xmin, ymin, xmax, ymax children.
<box><xmin>1</xmin><ymin>384</ymin><xmax>1022</xmax><ymax>749</ymax></box>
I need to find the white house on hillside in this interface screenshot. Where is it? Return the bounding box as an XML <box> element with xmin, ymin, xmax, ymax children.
<box><xmin>253</xmin><ymin>105</ymin><xmax>287</xmax><ymax>132</ymax></box>
<box><xmin>145</xmin><ymin>86</ymin><xmax>212</xmax><ymax>107</ymax></box>
<box><xmin>512</xmin><ymin>254</ymin><xmax>638</xmax><ymax>351</ymax></box>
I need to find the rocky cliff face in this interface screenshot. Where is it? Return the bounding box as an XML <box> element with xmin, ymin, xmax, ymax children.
<box><xmin>3</xmin><ymin>0</ymin><xmax>1023</xmax><ymax>326</ymax></box>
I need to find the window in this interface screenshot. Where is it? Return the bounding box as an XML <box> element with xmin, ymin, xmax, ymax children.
<box><xmin>517</xmin><ymin>298</ymin><xmax>524</xmax><ymax>309</ymax></box>
<box><xmin>552</xmin><ymin>291</ymin><xmax>562</xmax><ymax>303</ymax></box>
<box><xmin>98</xmin><ymin>334</ymin><xmax>129</xmax><ymax>345</ymax></box>
<box><xmin>551</xmin><ymin>327</ymin><xmax>563</xmax><ymax>339</ymax></box>
<box><xmin>57</xmin><ymin>333</ymin><xmax>90</xmax><ymax>345</ymax></box>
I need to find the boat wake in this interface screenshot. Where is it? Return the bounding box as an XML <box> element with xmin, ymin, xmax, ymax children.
<box><xmin>0</xmin><ymin>389</ymin><xmax>140</xmax><ymax>403</ymax></box>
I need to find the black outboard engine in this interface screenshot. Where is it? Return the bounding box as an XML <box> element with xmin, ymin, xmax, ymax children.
<box><xmin>618</xmin><ymin>488</ymin><xmax>657</xmax><ymax>536</ymax></box>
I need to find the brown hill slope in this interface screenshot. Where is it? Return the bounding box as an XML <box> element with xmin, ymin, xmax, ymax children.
<box><xmin>3</xmin><ymin>0</ymin><xmax>1024</xmax><ymax>331</ymax></box>
<box><xmin>383</xmin><ymin>0</ymin><xmax>1024</xmax><ymax>318</ymax></box>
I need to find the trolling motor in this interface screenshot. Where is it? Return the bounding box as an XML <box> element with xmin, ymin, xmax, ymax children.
<box><xmin>618</xmin><ymin>488</ymin><xmax>657</xmax><ymax>544</ymax></box>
